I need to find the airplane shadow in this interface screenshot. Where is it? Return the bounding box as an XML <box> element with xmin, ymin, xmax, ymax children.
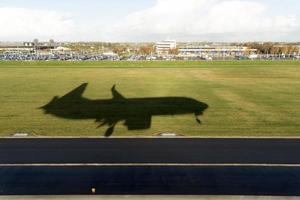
<box><xmin>40</xmin><ymin>83</ymin><xmax>209</xmax><ymax>137</ymax></box>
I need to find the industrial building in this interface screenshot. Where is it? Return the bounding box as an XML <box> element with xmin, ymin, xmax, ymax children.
<box><xmin>178</xmin><ymin>44</ymin><xmax>257</xmax><ymax>58</ymax></box>
<box><xmin>155</xmin><ymin>39</ymin><xmax>257</xmax><ymax>58</ymax></box>
<box><xmin>0</xmin><ymin>40</ymin><xmax>58</xmax><ymax>53</ymax></box>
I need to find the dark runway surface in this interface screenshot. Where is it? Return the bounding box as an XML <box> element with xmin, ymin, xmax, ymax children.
<box><xmin>1</xmin><ymin>166</ymin><xmax>300</xmax><ymax>196</ymax></box>
<box><xmin>1</xmin><ymin>138</ymin><xmax>300</xmax><ymax>195</ymax></box>
<box><xmin>1</xmin><ymin>138</ymin><xmax>300</xmax><ymax>164</ymax></box>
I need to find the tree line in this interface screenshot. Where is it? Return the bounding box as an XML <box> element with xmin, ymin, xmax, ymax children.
<box><xmin>244</xmin><ymin>42</ymin><xmax>300</xmax><ymax>55</ymax></box>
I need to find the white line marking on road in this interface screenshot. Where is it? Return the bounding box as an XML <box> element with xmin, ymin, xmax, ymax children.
<box><xmin>1</xmin><ymin>163</ymin><xmax>300</xmax><ymax>167</ymax></box>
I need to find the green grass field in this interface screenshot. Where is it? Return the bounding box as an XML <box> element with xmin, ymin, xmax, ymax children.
<box><xmin>0</xmin><ymin>61</ymin><xmax>299</xmax><ymax>137</ymax></box>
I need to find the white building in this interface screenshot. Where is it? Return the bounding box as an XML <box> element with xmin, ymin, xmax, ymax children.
<box><xmin>0</xmin><ymin>42</ymin><xmax>33</xmax><ymax>53</ymax></box>
<box><xmin>178</xmin><ymin>45</ymin><xmax>257</xmax><ymax>58</ymax></box>
<box><xmin>51</xmin><ymin>46</ymin><xmax>72</xmax><ymax>54</ymax></box>
<box><xmin>103</xmin><ymin>52</ymin><xmax>118</xmax><ymax>57</ymax></box>
<box><xmin>156</xmin><ymin>40</ymin><xmax>177</xmax><ymax>55</ymax></box>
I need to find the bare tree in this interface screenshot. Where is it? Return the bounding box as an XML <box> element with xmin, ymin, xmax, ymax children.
<box><xmin>138</xmin><ymin>45</ymin><xmax>154</xmax><ymax>56</ymax></box>
<box><xmin>169</xmin><ymin>48</ymin><xmax>179</xmax><ymax>55</ymax></box>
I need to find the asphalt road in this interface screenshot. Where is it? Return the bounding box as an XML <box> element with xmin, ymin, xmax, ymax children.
<box><xmin>1</xmin><ymin>166</ymin><xmax>300</xmax><ymax>195</ymax></box>
<box><xmin>1</xmin><ymin>138</ymin><xmax>300</xmax><ymax>196</ymax></box>
<box><xmin>1</xmin><ymin>138</ymin><xmax>300</xmax><ymax>164</ymax></box>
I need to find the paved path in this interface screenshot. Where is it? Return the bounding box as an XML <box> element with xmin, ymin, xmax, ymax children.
<box><xmin>1</xmin><ymin>138</ymin><xmax>300</xmax><ymax>196</ymax></box>
<box><xmin>1</xmin><ymin>166</ymin><xmax>300</xmax><ymax>195</ymax></box>
<box><xmin>1</xmin><ymin>138</ymin><xmax>300</xmax><ymax>164</ymax></box>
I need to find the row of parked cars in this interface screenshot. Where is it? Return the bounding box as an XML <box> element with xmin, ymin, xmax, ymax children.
<box><xmin>1</xmin><ymin>52</ymin><xmax>300</xmax><ymax>61</ymax></box>
<box><xmin>0</xmin><ymin>53</ymin><xmax>120</xmax><ymax>61</ymax></box>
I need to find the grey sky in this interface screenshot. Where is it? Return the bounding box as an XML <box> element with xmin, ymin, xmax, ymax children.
<box><xmin>0</xmin><ymin>0</ymin><xmax>299</xmax><ymax>42</ymax></box>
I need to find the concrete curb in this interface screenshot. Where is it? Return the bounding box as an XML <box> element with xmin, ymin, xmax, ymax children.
<box><xmin>3</xmin><ymin>136</ymin><xmax>300</xmax><ymax>139</ymax></box>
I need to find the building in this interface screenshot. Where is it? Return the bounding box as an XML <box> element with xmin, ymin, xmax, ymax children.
<box><xmin>51</xmin><ymin>46</ymin><xmax>72</xmax><ymax>55</ymax></box>
<box><xmin>0</xmin><ymin>42</ymin><xmax>33</xmax><ymax>53</ymax></box>
<box><xmin>156</xmin><ymin>40</ymin><xmax>177</xmax><ymax>55</ymax></box>
<box><xmin>178</xmin><ymin>44</ymin><xmax>257</xmax><ymax>58</ymax></box>
<box><xmin>24</xmin><ymin>40</ymin><xmax>58</xmax><ymax>51</ymax></box>
<box><xmin>0</xmin><ymin>40</ymin><xmax>59</xmax><ymax>54</ymax></box>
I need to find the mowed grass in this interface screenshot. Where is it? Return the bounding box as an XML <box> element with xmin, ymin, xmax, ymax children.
<box><xmin>0</xmin><ymin>61</ymin><xmax>299</xmax><ymax>137</ymax></box>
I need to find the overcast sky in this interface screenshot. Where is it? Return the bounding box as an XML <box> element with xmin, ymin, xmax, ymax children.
<box><xmin>0</xmin><ymin>0</ymin><xmax>299</xmax><ymax>42</ymax></box>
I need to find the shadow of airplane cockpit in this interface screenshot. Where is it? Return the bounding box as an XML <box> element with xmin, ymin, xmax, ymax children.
<box><xmin>40</xmin><ymin>83</ymin><xmax>209</xmax><ymax>137</ymax></box>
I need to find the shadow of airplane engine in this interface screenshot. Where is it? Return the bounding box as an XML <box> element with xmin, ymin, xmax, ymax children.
<box><xmin>40</xmin><ymin>83</ymin><xmax>209</xmax><ymax>137</ymax></box>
